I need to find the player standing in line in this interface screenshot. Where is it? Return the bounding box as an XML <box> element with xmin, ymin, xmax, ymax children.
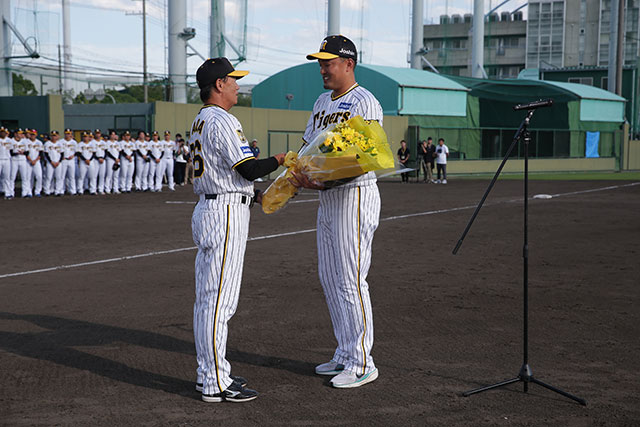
<box><xmin>9</xmin><ymin>129</ymin><xmax>28</xmax><ymax>199</ymax></box>
<box><xmin>134</xmin><ymin>130</ymin><xmax>150</xmax><ymax>191</ymax></box>
<box><xmin>159</xmin><ymin>130</ymin><xmax>176</xmax><ymax>191</ymax></box>
<box><xmin>119</xmin><ymin>131</ymin><xmax>135</xmax><ymax>193</ymax></box>
<box><xmin>43</xmin><ymin>130</ymin><xmax>64</xmax><ymax>196</ymax></box>
<box><xmin>289</xmin><ymin>35</ymin><xmax>382</xmax><ymax>389</ymax></box>
<box><xmin>148</xmin><ymin>131</ymin><xmax>163</xmax><ymax>192</ymax></box>
<box><xmin>76</xmin><ymin>131</ymin><xmax>97</xmax><ymax>195</ymax></box>
<box><xmin>190</xmin><ymin>57</ymin><xmax>285</xmax><ymax>403</ymax></box>
<box><xmin>0</xmin><ymin>127</ymin><xmax>11</xmax><ymax>198</ymax></box>
<box><xmin>93</xmin><ymin>129</ymin><xmax>108</xmax><ymax>194</ymax></box>
<box><xmin>104</xmin><ymin>130</ymin><xmax>121</xmax><ymax>194</ymax></box>
<box><xmin>25</xmin><ymin>129</ymin><xmax>44</xmax><ymax>197</ymax></box>
<box><xmin>61</xmin><ymin>129</ymin><xmax>78</xmax><ymax>195</ymax></box>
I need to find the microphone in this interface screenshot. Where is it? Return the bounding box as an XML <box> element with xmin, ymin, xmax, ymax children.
<box><xmin>513</xmin><ymin>99</ymin><xmax>554</xmax><ymax>111</ymax></box>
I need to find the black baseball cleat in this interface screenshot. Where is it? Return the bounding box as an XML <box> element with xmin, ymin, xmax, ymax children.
<box><xmin>196</xmin><ymin>375</ymin><xmax>247</xmax><ymax>392</ymax></box>
<box><xmin>201</xmin><ymin>381</ymin><xmax>258</xmax><ymax>403</ymax></box>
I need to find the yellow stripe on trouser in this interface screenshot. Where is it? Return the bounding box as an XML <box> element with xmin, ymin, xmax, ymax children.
<box><xmin>356</xmin><ymin>186</ymin><xmax>367</xmax><ymax>376</ymax></box>
<box><xmin>212</xmin><ymin>205</ymin><xmax>230</xmax><ymax>392</ymax></box>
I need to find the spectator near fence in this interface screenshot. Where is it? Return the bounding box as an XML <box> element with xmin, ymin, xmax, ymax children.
<box><xmin>397</xmin><ymin>139</ymin><xmax>410</xmax><ymax>183</ymax></box>
<box><xmin>435</xmin><ymin>137</ymin><xmax>449</xmax><ymax>184</ymax></box>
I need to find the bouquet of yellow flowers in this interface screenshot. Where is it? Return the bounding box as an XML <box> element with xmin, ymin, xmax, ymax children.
<box><xmin>261</xmin><ymin>115</ymin><xmax>394</xmax><ymax>214</ymax></box>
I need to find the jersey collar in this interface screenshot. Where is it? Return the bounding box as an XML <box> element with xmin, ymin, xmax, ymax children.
<box><xmin>331</xmin><ymin>83</ymin><xmax>359</xmax><ymax>101</ymax></box>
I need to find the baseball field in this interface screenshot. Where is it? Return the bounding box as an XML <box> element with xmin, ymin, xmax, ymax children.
<box><xmin>1</xmin><ymin>177</ymin><xmax>639</xmax><ymax>425</ymax></box>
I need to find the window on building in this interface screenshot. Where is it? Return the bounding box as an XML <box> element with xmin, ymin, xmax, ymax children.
<box><xmin>568</xmin><ymin>77</ymin><xmax>593</xmax><ymax>86</ymax></box>
<box><xmin>602</xmin><ymin>77</ymin><xmax>609</xmax><ymax>89</ymax></box>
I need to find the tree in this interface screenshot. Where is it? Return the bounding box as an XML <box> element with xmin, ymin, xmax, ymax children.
<box><xmin>12</xmin><ymin>73</ymin><xmax>38</xmax><ymax>96</ymax></box>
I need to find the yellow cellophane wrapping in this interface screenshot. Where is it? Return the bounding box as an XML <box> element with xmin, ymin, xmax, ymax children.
<box><xmin>261</xmin><ymin>116</ymin><xmax>393</xmax><ymax>214</ymax></box>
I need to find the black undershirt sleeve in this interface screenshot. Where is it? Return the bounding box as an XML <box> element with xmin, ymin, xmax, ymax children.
<box><xmin>235</xmin><ymin>157</ymin><xmax>279</xmax><ymax>182</ymax></box>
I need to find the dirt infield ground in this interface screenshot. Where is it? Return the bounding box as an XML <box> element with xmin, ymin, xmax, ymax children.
<box><xmin>1</xmin><ymin>179</ymin><xmax>639</xmax><ymax>426</ymax></box>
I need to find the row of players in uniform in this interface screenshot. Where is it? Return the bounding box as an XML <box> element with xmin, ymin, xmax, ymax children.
<box><xmin>0</xmin><ymin>127</ymin><xmax>182</xmax><ymax>199</ymax></box>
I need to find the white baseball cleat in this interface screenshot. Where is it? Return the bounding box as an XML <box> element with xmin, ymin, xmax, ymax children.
<box><xmin>315</xmin><ymin>360</ymin><xmax>345</xmax><ymax>376</ymax></box>
<box><xmin>330</xmin><ymin>368</ymin><xmax>378</xmax><ymax>388</ymax></box>
<box><xmin>442</xmin><ymin>179</ymin><xmax>447</xmax><ymax>184</ymax></box>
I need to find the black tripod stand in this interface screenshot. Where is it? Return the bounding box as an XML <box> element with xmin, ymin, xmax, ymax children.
<box><xmin>452</xmin><ymin>100</ymin><xmax>586</xmax><ymax>406</ymax></box>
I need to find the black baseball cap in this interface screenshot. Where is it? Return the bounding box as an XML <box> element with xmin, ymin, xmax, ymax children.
<box><xmin>307</xmin><ymin>35</ymin><xmax>357</xmax><ymax>62</ymax></box>
<box><xmin>196</xmin><ymin>57</ymin><xmax>249</xmax><ymax>88</ymax></box>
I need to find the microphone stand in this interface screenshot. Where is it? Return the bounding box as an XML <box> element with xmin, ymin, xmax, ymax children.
<box><xmin>452</xmin><ymin>107</ymin><xmax>586</xmax><ymax>406</ymax></box>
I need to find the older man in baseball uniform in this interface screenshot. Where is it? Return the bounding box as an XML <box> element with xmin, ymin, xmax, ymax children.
<box><xmin>190</xmin><ymin>57</ymin><xmax>285</xmax><ymax>403</ymax></box>
<box><xmin>290</xmin><ymin>35</ymin><xmax>382</xmax><ymax>389</ymax></box>
<box><xmin>104</xmin><ymin>130</ymin><xmax>121</xmax><ymax>194</ymax></box>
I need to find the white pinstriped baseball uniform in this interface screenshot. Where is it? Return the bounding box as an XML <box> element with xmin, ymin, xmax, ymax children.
<box><xmin>25</xmin><ymin>138</ymin><xmax>44</xmax><ymax>197</ymax></box>
<box><xmin>43</xmin><ymin>139</ymin><xmax>64</xmax><ymax>196</ymax></box>
<box><xmin>303</xmin><ymin>83</ymin><xmax>383</xmax><ymax>377</ymax></box>
<box><xmin>190</xmin><ymin>104</ymin><xmax>255</xmax><ymax>395</ymax></box>
<box><xmin>0</xmin><ymin>136</ymin><xmax>11</xmax><ymax>196</ymax></box>
<box><xmin>61</xmin><ymin>137</ymin><xmax>77</xmax><ymax>194</ymax></box>
<box><xmin>119</xmin><ymin>138</ymin><xmax>136</xmax><ymax>192</ymax></box>
<box><xmin>104</xmin><ymin>138</ymin><xmax>121</xmax><ymax>193</ymax></box>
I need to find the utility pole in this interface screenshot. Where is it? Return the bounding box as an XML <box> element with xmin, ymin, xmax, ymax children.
<box><xmin>615</xmin><ymin>0</ymin><xmax>624</xmax><ymax>96</ymax></box>
<box><xmin>58</xmin><ymin>44</ymin><xmax>63</xmax><ymax>94</ymax></box>
<box><xmin>62</xmin><ymin>0</ymin><xmax>72</xmax><ymax>94</ymax></box>
<box><xmin>328</xmin><ymin>0</ymin><xmax>340</xmax><ymax>36</ymax></box>
<box><xmin>143</xmin><ymin>0</ymin><xmax>148</xmax><ymax>102</ymax></box>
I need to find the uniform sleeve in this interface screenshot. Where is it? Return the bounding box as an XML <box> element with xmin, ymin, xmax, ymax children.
<box><xmin>302</xmin><ymin>110</ymin><xmax>315</xmax><ymax>144</ymax></box>
<box><xmin>216</xmin><ymin>117</ymin><xmax>255</xmax><ymax>169</ymax></box>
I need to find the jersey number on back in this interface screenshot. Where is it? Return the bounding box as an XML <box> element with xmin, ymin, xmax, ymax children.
<box><xmin>190</xmin><ymin>139</ymin><xmax>204</xmax><ymax>178</ymax></box>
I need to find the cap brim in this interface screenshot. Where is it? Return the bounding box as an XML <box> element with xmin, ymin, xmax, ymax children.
<box><xmin>228</xmin><ymin>70</ymin><xmax>249</xmax><ymax>79</ymax></box>
<box><xmin>306</xmin><ymin>52</ymin><xmax>340</xmax><ymax>60</ymax></box>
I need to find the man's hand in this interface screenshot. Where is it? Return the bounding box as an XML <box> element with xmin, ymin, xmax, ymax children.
<box><xmin>288</xmin><ymin>171</ymin><xmax>325</xmax><ymax>190</ymax></box>
<box><xmin>254</xmin><ymin>190</ymin><xmax>263</xmax><ymax>205</ymax></box>
<box><xmin>99</xmin><ymin>158</ymin><xmax>104</xmax><ymax>164</ymax></box>
<box><xmin>155</xmin><ymin>159</ymin><xmax>160</xmax><ymax>164</ymax></box>
<box><xmin>85</xmin><ymin>159</ymin><xmax>91</xmax><ymax>165</ymax></box>
<box><xmin>273</xmin><ymin>153</ymin><xmax>286</xmax><ymax>166</ymax></box>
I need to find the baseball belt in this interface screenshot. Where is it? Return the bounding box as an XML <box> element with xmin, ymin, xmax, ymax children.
<box><xmin>204</xmin><ymin>193</ymin><xmax>253</xmax><ymax>207</ymax></box>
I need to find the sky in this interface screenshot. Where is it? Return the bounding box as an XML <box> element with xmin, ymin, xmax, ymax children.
<box><xmin>9</xmin><ymin>0</ymin><xmax>527</xmax><ymax>93</ymax></box>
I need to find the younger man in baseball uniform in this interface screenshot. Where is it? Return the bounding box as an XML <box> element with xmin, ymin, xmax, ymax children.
<box><xmin>43</xmin><ymin>130</ymin><xmax>64</xmax><ymax>196</ymax></box>
<box><xmin>61</xmin><ymin>129</ymin><xmax>78</xmax><ymax>195</ymax></box>
<box><xmin>105</xmin><ymin>130</ymin><xmax>121</xmax><ymax>194</ymax></box>
<box><xmin>77</xmin><ymin>131</ymin><xmax>97</xmax><ymax>195</ymax></box>
<box><xmin>190</xmin><ymin>57</ymin><xmax>285</xmax><ymax>403</ymax></box>
<box><xmin>134</xmin><ymin>130</ymin><xmax>150</xmax><ymax>191</ymax></box>
<box><xmin>148</xmin><ymin>131</ymin><xmax>163</xmax><ymax>191</ymax></box>
<box><xmin>93</xmin><ymin>129</ymin><xmax>108</xmax><ymax>194</ymax></box>
<box><xmin>119</xmin><ymin>131</ymin><xmax>135</xmax><ymax>192</ymax></box>
<box><xmin>290</xmin><ymin>35</ymin><xmax>382</xmax><ymax>388</ymax></box>
<box><xmin>25</xmin><ymin>129</ymin><xmax>44</xmax><ymax>197</ymax></box>
<box><xmin>0</xmin><ymin>127</ymin><xmax>11</xmax><ymax>198</ymax></box>
<box><xmin>160</xmin><ymin>131</ymin><xmax>176</xmax><ymax>191</ymax></box>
